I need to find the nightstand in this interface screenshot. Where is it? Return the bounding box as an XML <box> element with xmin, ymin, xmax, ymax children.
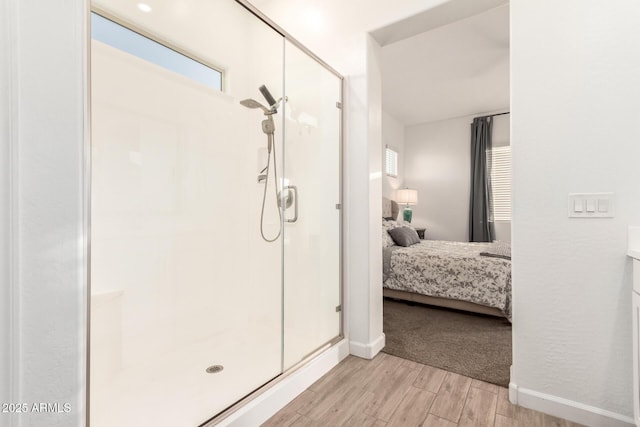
<box><xmin>415</xmin><ymin>227</ymin><xmax>426</xmax><ymax>239</ymax></box>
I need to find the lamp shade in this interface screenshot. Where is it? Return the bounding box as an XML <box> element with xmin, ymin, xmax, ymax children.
<box><xmin>397</xmin><ymin>188</ymin><xmax>418</xmax><ymax>205</ymax></box>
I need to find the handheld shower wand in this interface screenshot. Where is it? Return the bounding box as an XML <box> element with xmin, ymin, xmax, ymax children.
<box><xmin>240</xmin><ymin>85</ymin><xmax>283</xmax><ymax>242</ymax></box>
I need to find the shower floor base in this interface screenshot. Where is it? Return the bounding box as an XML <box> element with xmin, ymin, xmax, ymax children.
<box><xmin>90</xmin><ymin>333</ymin><xmax>281</xmax><ymax>427</ymax></box>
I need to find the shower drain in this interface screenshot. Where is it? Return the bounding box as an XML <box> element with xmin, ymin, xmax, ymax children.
<box><xmin>206</xmin><ymin>365</ymin><xmax>224</xmax><ymax>374</ymax></box>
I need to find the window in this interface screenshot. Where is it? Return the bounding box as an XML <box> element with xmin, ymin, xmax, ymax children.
<box><xmin>385</xmin><ymin>147</ymin><xmax>398</xmax><ymax>177</ymax></box>
<box><xmin>489</xmin><ymin>146</ymin><xmax>511</xmax><ymax>221</ymax></box>
<box><xmin>91</xmin><ymin>12</ymin><xmax>223</xmax><ymax>91</ymax></box>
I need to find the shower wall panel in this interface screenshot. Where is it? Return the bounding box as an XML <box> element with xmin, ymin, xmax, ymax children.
<box><xmin>90</xmin><ymin>2</ymin><xmax>284</xmax><ymax>425</ymax></box>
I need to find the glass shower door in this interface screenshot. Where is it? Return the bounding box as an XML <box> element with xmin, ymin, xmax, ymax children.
<box><xmin>282</xmin><ymin>40</ymin><xmax>342</xmax><ymax>370</ymax></box>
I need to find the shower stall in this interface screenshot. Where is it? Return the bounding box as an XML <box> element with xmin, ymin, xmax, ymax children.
<box><xmin>88</xmin><ymin>1</ymin><xmax>342</xmax><ymax>425</ymax></box>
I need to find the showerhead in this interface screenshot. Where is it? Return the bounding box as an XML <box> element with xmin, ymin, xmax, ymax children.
<box><xmin>259</xmin><ymin>85</ymin><xmax>278</xmax><ymax>109</ymax></box>
<box><xmin>240</xmin><ymin>98</ymin><xmax>270</xmax><ymax>114</ymax></box>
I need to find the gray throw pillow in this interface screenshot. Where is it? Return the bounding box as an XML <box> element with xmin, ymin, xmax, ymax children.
<box><xmin>387</xmin><ymin>226</ymin><xmax>420</xmax><ymax>247</ymax></box>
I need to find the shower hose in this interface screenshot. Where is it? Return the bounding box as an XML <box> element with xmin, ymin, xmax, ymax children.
<box><xmin>260</xmin><ymin>132</ymin><xmax>282</xmax><ymax>243</ymax></box>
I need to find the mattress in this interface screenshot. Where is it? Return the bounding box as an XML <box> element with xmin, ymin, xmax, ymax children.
<box><xmin>383</xmin><ymin>240</ymin><xmax>512</xmax><ymax>320</ymax></box>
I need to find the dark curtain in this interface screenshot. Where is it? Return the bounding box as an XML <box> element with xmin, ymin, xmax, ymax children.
<box><xmin>469</xmin><ymin>116</ymin><xmax>494</xmax><ymax>242</ymax></box>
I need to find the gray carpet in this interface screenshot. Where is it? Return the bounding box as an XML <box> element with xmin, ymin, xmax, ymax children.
<box><xmin>382</xmin><ymin>298</ymin><xmax>512</xmax><ymax>387</ymax></box>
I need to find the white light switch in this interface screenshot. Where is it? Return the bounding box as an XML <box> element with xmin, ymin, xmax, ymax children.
<box><xmin>598</xmin><ymin>198</ymin><xmax>609</xmax><ymax>213</ymax></box>
<box><xmin>568</xmin><ymin>193</ymin><xmax>614</xmax><ymax>218</ymax></box>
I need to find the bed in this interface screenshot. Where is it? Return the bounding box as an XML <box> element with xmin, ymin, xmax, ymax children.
<box><xmin>382</xmin><ymin>198</ymin><xmax>512</xmax><ymax>321</ymax></box>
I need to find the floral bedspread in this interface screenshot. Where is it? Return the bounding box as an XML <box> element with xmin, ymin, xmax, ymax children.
<box><xmin>383</xmin><ymin>240</ymin><xmax>512</xmax><ymax>320</ymax></box>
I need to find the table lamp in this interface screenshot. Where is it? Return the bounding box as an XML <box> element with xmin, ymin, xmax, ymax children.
<box><xmin>396</xmin><ymin>188</ymin><xmax>418</xmax><ymax>223</ymax></box>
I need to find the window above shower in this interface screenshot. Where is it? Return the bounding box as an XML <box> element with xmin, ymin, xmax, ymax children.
<box><xmin>90</xmin><ymin>12</ymin><xmax>223</xmax><ymax>91</ymax></box>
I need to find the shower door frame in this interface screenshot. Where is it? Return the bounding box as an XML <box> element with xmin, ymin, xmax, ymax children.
<box><xmin>84</xmin><ymin>0</ymin><xmax>344</xmax><ymax>425</ymax></box>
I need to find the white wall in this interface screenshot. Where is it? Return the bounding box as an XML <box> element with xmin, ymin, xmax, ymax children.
<box><xmin>404</xmin><ymin>112</ymin><xmax>509</xmax><ymax>241</ymax></box>
<box><xmin>366</xmin><ymin>35</ymin><xmax>384</xmax><ymax>356</ymax></box>
<box><xmin>382</xmin><ymin>111</ymin><xmax>405</xmax><ymax>201</ymax></box>
<box><xmin>2</xmin><ymin>1</ymin><xmax>88</xmax><ymax>426</ymax></box>
<box><xmin>0</xmin><ymin>0</ymin><xmax>13</xmax><ymax>417</ymax></box>
<box><xmin>511</xmin><ymin>1</ymin><xmax>640</xmax><ymax>424</ymax></box>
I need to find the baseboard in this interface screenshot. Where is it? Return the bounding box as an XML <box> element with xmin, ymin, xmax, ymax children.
<box><xmin>349</xmin><ymin>333</ymin><xmax>385</xmax><ymax>359</ymax></box>
<box><xmin>510</xmin><ymin>382</ymin><xmax>635</xmax><ymax>427</ymax></box>
<box><xmin>509</xmin><ymin>366</ymin><xmax>517</xmax><ymax>404</ymax></box>
<box><xmin>216</xmin><ymin>339</ymin><xmax>349</xmax><ymax>427</ymax></box>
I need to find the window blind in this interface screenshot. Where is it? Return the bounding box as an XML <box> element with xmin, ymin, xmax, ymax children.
<box><xmin>386</xmin><ymin>147</ymin><xmax>398</xmax><ymax>177</ymax></box>
<box><xmin>489</xmin><ymin>146</ymin><xmax>511</xmax><ymax>221</ymax></box>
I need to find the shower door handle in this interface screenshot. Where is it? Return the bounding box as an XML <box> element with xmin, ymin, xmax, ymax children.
<box><xmin>284</xmin><ymin>185</ymin><xmax>298</xmax><ymax>223</ymax></box>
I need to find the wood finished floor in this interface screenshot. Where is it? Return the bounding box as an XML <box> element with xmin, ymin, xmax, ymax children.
<box><xmin>262</xmin><ymin>353</ymin><xmax>584</xmax><ymax>427</ymax></box>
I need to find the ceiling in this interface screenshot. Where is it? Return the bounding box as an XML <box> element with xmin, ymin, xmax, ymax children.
<box><xmin>380</xmin><ymin>4</ymin><xmax>509</xmax><ymax>126</ymax></box>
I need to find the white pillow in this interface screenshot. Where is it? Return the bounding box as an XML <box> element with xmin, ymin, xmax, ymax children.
<box><xmin>382</xmin><ymin>219</ymin><xmax>399</xmax><ymax>248</ymax></box>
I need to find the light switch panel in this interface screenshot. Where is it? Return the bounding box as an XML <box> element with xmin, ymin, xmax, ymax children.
<box><xmin>573</xmin><ymin>199</ymin><xmax>584</xmax><ymax>212</ymax></box>
<box><xmin>598</xmin><ymin>198</ymin><xmax>609</xmax><ymax>213</ymax></box>
<box><xmin>568</xmin><ymin>193</ymin><xmax>614</xmax><ymax>218</ymax></box>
